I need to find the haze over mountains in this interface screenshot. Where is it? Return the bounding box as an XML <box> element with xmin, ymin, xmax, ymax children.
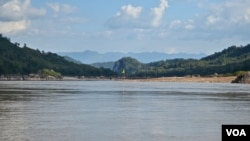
<box><xmin>1</xmin><ymin>34</ymin><xmax>249</xmax><ymax>78</ymax></box>
<box><xmin>58</xmin><ymin>51</ymin><xmax>206</xmax><ymax>64</ymax></box>
<box><xmin>111</xmin><ymin>45</ymin><xmax>250</xmax><ymax>77</ymax></box>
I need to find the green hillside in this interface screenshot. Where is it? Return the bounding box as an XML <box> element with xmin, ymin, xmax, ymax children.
<box><xmin>113</xmin><ymin>45</ymin><xmax>250</xmax><ymax>77</ymax></box>
<box><xmin>0</xmin><ymin>35</ymin><xmax>115</xmax><ymax>77</ymax></box>
<box><xmin>91</xmin><ymin>62</ymin><xmax>115</xmax><ymax>70</ymax></box>
<box><xmin>113</xmin><ymin>57</ymin><xmax>146</xmax><ymax>76</ymax></box>
<box><xmin>1</xmin><ymin>34</ymin><xmax>249</xmax><ymax>78</ymax></box>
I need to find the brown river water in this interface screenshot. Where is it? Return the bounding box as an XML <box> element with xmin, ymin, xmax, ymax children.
<box><xmin>0</xmin><ymin>81</ymin><xmax>250</xmax><ymax>141</ymax></box>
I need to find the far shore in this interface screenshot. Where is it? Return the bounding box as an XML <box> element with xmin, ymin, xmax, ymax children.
<box><xmin>0</xmin><ymin>75</ymin><xmax>238</xmax><ymax>83</ymax></box>
<box><xmin>116</xmin><ymin>76</ymin><xmax>237</xmax><ymax>83</ymax></box>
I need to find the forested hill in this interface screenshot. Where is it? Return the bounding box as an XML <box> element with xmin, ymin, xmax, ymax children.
<box><xmin>0</xmin><ymin>35</ymin><xmax>115</xmax><ymax>77</ymax></box>
<box><xmin>202</xmin><ymin>45</ymin><xmax>250</xmax><ymax>61</ymax></box>
<box><xmin>1</xmin><ymin>34</ymin><xmax>249</xmax><ymax>78</ymax></box>
<box><xmin>113</xmin><ymin>44</ymin><xmax>250</xmax><ymax>77</ymax></box>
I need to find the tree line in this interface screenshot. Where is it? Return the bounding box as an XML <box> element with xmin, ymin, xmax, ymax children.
<box><xmin>112</xmin><ymin>45</ymin><xmax>250</xmax><ymax>77</ymax></box>
<box><xmin>0</xmin><ymin>34</ymin><xmax>116</xmax><ymax>77</ymax></box>
<box><xmin>1</xmin><ymin>34</ymin><xmax>249</xmax><ymax>78</ymax></box>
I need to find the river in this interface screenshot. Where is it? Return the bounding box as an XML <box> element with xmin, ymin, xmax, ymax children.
<box><xmin>0</xmin><ymin>81</ymin><xmax>250</xmax><ymax>141</ymax></box>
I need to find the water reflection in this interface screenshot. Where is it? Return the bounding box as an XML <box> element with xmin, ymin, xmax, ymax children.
<box><xmin>0</xmin><ymin>81</ymin><xmax>250</xmax><ymax>141</ymax></box>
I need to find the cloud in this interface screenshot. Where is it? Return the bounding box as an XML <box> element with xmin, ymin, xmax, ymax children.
<box><xmin>163</xmin><ymin>0</ymin><xmax>250</xmax><ymax>42</ymax></box>
<box><xmin>0</xmin><ymin>0</ymin><xmax>24</xmax><ymax>21</ymax></box>
<box><xmin>184</xmin><ymin>19</ymin><xmax>195</xmax><ymax>30</ymax></box>
<box><xmin>59</xmin><ymin>17</ymin><xmax>87</xmax><ymax>24</ymax></box>
<box><xmin>168</xmin><ymin>20</ymin><xmax>182</xmax><ymax>29</ymax></box>
<box><xmin>194</xmin><ymin>0</ymin><xmax>250</xmax><ymax>41</ymax></box>
<box><xmin>106</xmin><ymin>0</ymin><xmax>170</xmax><ymax>29</ymax></box>
<box><xmin>151</xmin><ymin>0</ymin><xmax>169</xmax><ymax>27</ymax></box>
<box><xmin>0</xmin><ymin>0</ymin><xmax>46</xmax><ymax>34</ymax></box>
<box><xmin>0</xmin><ymin>0</ymin><xmax>46</xmax><ymax>21</ymax></box>
<box><xmin>226</xmin><ymin>0</ymin><xmax>250</xmax><ymax>24</ymax></box>
<box><xmin>206</xmin><ymin>15</ymin><xmax>220</xmax><ymax>25</ymax></box>
<box><xmin>184</xmin><ymin>24</ymin><xmax>194</xmax><ymax>30</ymax></box>
<box><xmin>0</xmin><ymin>20</ymin><xmax>29</xmax><ymax>34</ymax></box>
<box><xmin>47</xmin><ymin>2</ymin><xmax>77</xmax><ymax>15</ymax></box>
<box><xmin>206</xmin><ymin>0</ymin><xmax>250</xmax><ymax>25</ymax></box>
<box><xmin>168</xmin><ymin>19</ymin><xmax>194</xmax><ymax>30</ymax></box>
<box><xmin>106</xmin><ymin>4</ymin><xmax>143</xmax><ymax>29</ymax></box>
<box><xmin>46</xmin><ymin>2</ymin><xmax>86</xmax><ymax>24</ymax></box>
<box><xmin>117</xmin><ymin>4</ymin><xmax>143</xmax><ymax>19</ymax></box>
<box><xmin>245</xmin><ymin>9</ymin><xmax>250</xmax><ymax>23</ymax></box>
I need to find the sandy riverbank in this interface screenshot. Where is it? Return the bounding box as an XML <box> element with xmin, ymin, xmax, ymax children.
<box><xmin>1</xmin><ymin>75</ymin><xmax>237</xmax><ymax>83</ymax></box>
<box><xmin>118</xmin><ymin>76</ymin><xmax>237</xmax><ymax>83</ymax></box>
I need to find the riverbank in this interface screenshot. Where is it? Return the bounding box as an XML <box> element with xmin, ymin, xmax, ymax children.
<box><xmin>117</xmin><ymin>76</ymin><xmax>237</xmax><ymax>83</ymax></box>
<box><xmin>0</xmin><ymin>75</ymin><xmax>237</xmax><ymax>83</ymax></box>
<box><xmin>0</xmin><ymin>75</ymin><xmax>109</xmax><ymax>81</ymax></box>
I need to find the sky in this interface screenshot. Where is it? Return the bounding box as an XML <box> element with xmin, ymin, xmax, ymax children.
<box><xmin>0</xmin><ymin>0</ymin><xmax>250</xmax><ymax>55</ymax></box>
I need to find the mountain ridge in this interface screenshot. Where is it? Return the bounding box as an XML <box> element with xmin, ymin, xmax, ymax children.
<box><xmin>1</xmin><ymin>34</ymin><xmax>249</xmax><ymax>78</ymax></box>
<box><xmin>58</xmin><ymin>50</ymin><xmax>206</xmax><ymax>64</ymax></box>
<box><xmin>111</xmin><ymin>44</ymin><xmax>250</xmax><ymax>77</ymax></box>
<box><xmin>0</xmin><ymin>35</ymin><xmax>115</xmax><ymax>77</ymax></box>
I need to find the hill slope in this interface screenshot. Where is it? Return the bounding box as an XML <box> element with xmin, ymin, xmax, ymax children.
<box><xmin>0</xmin><ymin>35</ymin><xmax>115</xmax><ymax>77</ymax></box>
<box><xmin>112</xmin><ymin>57</ymin><xmax>146</xmax><ymax>75</ymax></box>
<box><xmin>113</xmin><ymin>44</ymin><xmax>250</xmax><ymax>77</ymax></box>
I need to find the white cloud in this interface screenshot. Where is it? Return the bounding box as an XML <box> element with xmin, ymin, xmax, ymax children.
<box><xmin>0</xmin><ymin>20</ymin><xmax>29</xmax><ymax>34</ymax></box>
<box><xmin>244</xmin><ymin>9</ymin><xmax>250</xmax><ymax>23</ymax></box>
<box><xmin>163</xmin><ymin>0</ymin><xmax>250</xmax><ymax>42</ymax></box>
<box><xmin>168</xmin><ymin>19</ymin><xmax>194</xmax><ymax>30</ymax></box>
<box><xmin>47</xmin><ymin>3</ymin><xmax>59</xmax><ymax>13</ymax></box>
<box><xmin>206</xmin><ymin>0</ymin><xmax>250</xmax><ymax>25</ymax></box>
<box><xmin>46</xmin><ymin>2</ymin><xmax>86</xmax><ymax>26</ymax></box>
<box><xmin>106</xmin><ymin>1</ymin><xmax>170</xmax><ymax>29</ymax></box>
<box><xmin>59</xmin><ymin>17</ymin><xmax>87</xmax><ymax>24</ymax></box>
<box><xmin>194</xmin><ymin>0</ymin><xmax>250</xmax><ymax>42</ymax></box>
<box><xmin>184</xmin><ymin>19</ymin><xmax>195</xmax><ymax>30</ymax></box>
<box><xmin>206</xmin><ymin>15</ymin><xmax>220</xmax><ymax>25</ymax></box>
<box><xmin>0</xmin><ymin>0</ymin><xmax>46</xmax><ymax>34</ymax></box>
<box><xmin>0</xmin><ymin>0</ymin><xmax>46</xmax><ymax>21</ymax></box>
<box><xmin>169</xmin><ymin>20</ymin><xmax>182</xmax><ymax>29</ymax></box>
<box><xmin>0</xmin><ymin>0</ymin><xmax>24</xmax><ymax>21</ymax></box>
<box><xmin>47</xmin><ymin>2</ymin><xmax>77</xmax><ymax>15</ymax></box>
<box><xmin>184</xmin><ymin>24</ymin><xmax>194</xmax><ymax>30</ymax></box>
<box><xmin>151</xmin><ymin>0</ymin><xmax>169</xmax><ymax>27</ymax></box>
<box><xmin>106</xmin><ymin>4</ymin><xmax>143</xmax><ymax>29</ymax></box>
<box><xmin>106</xmin><ymin>1</ymin><xmax>171</xmax><ymax>29</ymax></box>
<box><xmin>119</xmin><ymin>4</ymin><xmax>143</xmax><ymax>19</ymax></box>
<box><xmin>167</xmin><ymin>48</ymin><xmax>177</xmax><ymax>54</ymax></box>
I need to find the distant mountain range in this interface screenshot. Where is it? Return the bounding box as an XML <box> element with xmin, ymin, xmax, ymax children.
<box><xmin>58</xmin><ymin>50</ymin><xmax>206</xmax><ymax>64</ymax></box>
<box><xmin>111</xmin><ymin>44</ymin><xmax>250</xmax><ymax>77</ymax></box>
<box><xmin>1</xmin><ymin>34</ymin><xmax>249</xmax><ymax>78</ymax></box>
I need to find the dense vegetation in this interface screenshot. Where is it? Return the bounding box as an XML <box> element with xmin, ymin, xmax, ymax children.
<box><xmin>38</xmin><ymin>69</ymin><xmax>62</xmax><ymax>78</ymax></box>
<box><xmin>91</xmin><ymin>62</ymin><xmax>115</xmax><ymax>70</ymax></box>
<box><xmin>1</xmin><ymin>34</ymin><xmax>249</xmax><ymax>78</ymax></box>
<box><xmin>113</xmin><ymin>57</ymin><xmax>146</xmax><ymax>75</ymax></box>
<box><xmin>0</xmin><ymin>35</ymin><xmax>115</xmax><ymax>77</ymax></box>
<box><xmin>112</xmin><ymin>45</ymin><xmax>250</xmax><ymax>77</ymax></box>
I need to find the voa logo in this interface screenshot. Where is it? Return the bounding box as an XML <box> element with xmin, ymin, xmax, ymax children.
<box><xmin>226</xmin><ymin>129</ymin><xmax>246</xmax><ymax>137</ymax></box>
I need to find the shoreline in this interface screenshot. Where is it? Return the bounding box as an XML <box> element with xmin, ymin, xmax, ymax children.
<box><xmin>116</xmin><ymin>76</ymin><xmax>237</xmax><ymax>83</ymax></box>
<box><xmin>0</xmin><ymin>76</ymin><xmax>237</xmax><ymax>83</ymax></box>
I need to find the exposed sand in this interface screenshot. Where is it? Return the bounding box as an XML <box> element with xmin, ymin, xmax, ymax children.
<box><xmin>119</xmin><ymin>76</ymin><xmax>237</xmax><ymax>83</ymax></box>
